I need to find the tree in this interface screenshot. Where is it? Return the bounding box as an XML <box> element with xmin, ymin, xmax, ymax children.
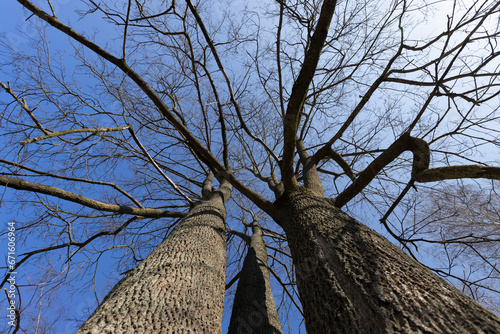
<box><xmin>75</xmin><ymin>173</ymin><xmax>231</xmax><ymax>333</ymax></box>
<box><xmin>228</xmin><ymin>218</ymin><xmax>282</xmax><ymax>334</ymax></box>
<box><xmin>1</xmin><ymin>0</ymin><xmax>500</xmax><ymax>332</ymax></box>
<box><xmin>412</xmin><ymin>183</ymin><xmax>500</xmax><ymax>314</ymax></box>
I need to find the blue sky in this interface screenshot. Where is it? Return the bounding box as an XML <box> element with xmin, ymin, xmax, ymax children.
<box><xmin>0</xmin><ymin>2</ymin><xmax>304</xmax><ymax>332</ymax></box>
<box><xmin>1</xmin><ymin>2</ymin><xmax>149</xmax><ymax>333</ymax></box>
<box><xmin>1</xmin><ymin>0</ymin><xmax>499</xmax><ymax>333</ymax></box>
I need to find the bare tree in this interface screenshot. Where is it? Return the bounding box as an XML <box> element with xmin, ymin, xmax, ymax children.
<box><xmin>75</xmin><ymin>173</ymin><xmax>231</xmax><ymax>333</ymax></box>
<box><xmin>1</xmin><ymin>0</ymin><xmax>500</xmax><ymax>332</ymax></box>
<box><xmin>228</xmin><ymin>217</ymin><xmax>282</xmax><ymax>334</ymax></box>
<box><xmin>411</xmin><ymin>183</ymin><xmax>500</xmax><ymax>314</ymax></box>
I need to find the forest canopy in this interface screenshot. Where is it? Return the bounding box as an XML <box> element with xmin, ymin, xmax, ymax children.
<box><xmin>1</xmin><ymin>0</ymin><xmax>500</xmax><ymax>332</ymax></box>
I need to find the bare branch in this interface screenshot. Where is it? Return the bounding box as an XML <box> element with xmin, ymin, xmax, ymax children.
<box><xmin>184</xmin><ymin>0</ymin><xmax>279</xmax><ymax>164</ymax></box>
<box><xmin>0</xmin><ymin>158</ymin><xmax>144</xmax><ymax>208</ymax></box>
<box><xmin>127</xmin><ymin>126</ymin><xmax>194</xmax><ymax>205</ymax></box>
<box><xmin>15</xmin><ymin>0</ymin><xmax>274</xmax><ymax>215</ymax></box>
<box><xmin>20</xmin><ymin>125</ymin><xmax>131</xmax><ymax>145</ymax></box>
<box><xmin>0</xmin><ymin>175</ymin><xmax>185</xmax><ymax>218</ymax></box>
<box><xmin>281</xmin><ymin>0</ymin><xmax>338</xmax><ymax>191</ymax></box>
<box><xmin>0</xmin><ymin>80</ymin><xmax>50</xmax><ymax>135</ymax></box>
<box><xmin>335</xmin><ymin>134</ymin><xmax>500</xmax><ymax>208</ymax></box>
<box><xmin>122</xmin><ymin>0</ymin><xmax>132</xmax><ymax>61</ymax></box>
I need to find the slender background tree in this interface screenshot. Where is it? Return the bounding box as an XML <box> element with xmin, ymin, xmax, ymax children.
<box><xmin>1</xmin><ymin>0</ymin><xmax>500</xmax><ymax>332</ymax></box>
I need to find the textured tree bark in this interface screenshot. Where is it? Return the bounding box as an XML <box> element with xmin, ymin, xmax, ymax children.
<box><xmin>75</xmin><ymin>180</ymin><xmax>231</xmax><ymax>334</ymax></box>
<box><xmin>275</xmin><ymin>190</ymin><xmax>500</xmax><ymax>334</ymax></box>
<box><xmin>228</xmin><ymin>221</ymin><xmax>283</xmax><ymax>334</ymax></box>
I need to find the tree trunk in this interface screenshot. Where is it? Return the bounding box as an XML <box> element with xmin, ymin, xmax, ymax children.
<box><xmin>275</xmin><ymin>189</ymin><xmax>500</xmax><ymax>334</ymax></box>
<box><xmin>228</xmin><ymin>221</ymin><xmax>283</xmax><ymax>334</ymax></box>
<box><xmin>75</xmin><ymin>179</ymin><xmax>231</xmax><ymax>334</ymax></box>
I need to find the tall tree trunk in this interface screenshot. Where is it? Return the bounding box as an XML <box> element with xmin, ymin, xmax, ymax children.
<box><xmin>228</xmin><ymin>221</ymin><xmax>283</xmax><ymax>334</ymax></box>
<box><xmin>75</xmin><ymin>177</ymin><xmax>231</xmax><ymax>334</ymax></box>
<box><xmin>275</xmin><ymin>189</ymin><xmax>500</xmax><ymax>334</ymax></box>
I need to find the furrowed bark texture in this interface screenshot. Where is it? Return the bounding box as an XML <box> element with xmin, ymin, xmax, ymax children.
<box><xmin>75</xmin><ymin>187</ymin><xmax>230</xmax><ymax>333</ymax></box>
<box><xmin>228</xmin><ymin>222</ymin><xmax>283</xmax><ymax>334</ymax></box>
<box><xmin>275</xmin><ymin>190</ymin><xmax>500</xmax><ymax>334</ymax></box>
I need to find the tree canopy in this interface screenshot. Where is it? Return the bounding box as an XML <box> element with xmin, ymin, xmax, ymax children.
<box><xmin>1</xmin><ymin>0</ymin><xmax>500</xmax><ymax>332</ymax></box>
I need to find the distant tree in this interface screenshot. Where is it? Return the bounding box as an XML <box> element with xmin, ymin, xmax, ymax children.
<box><xmin>412</xmin><ymin>183</ymin><xmax>500</xmax><ymax>314</ymax></box>
<box><xmin>1</xmin><ymin>0</ymin><xmax>500</xmax><ymax>332</ymax></box>
<box><xmin>228</xmin><ymin>218</ymin><xmax>282</xmax><ymax>334</ymax></box>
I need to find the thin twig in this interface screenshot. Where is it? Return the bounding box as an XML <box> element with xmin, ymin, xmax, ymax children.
<box><xmin>127</xmin><ymin>126</ymin><xmax>194</xmax><ymax>204</ymax></box>
<box><xmin>0</xmin><ymin>81</ymin><xmax>50</xmax><ymax>135</ymax></box>
<box><xmin>185</xmin><ymin>0</ymin><xmax>279</xmax><ymax>164</ymax></box>
<box><xmin>46</xmin><ymin>0</ymin><xmax>56</xmax><ymax>18</ymax></box>
<box><xmin>268</xmin><ymin>265</ymin><xmax>304</xmax><ymax>317</ymax></box>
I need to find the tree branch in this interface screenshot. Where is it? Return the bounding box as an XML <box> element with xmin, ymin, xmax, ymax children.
<box><xmin>185</xmin><ymin>0</ymin><xmax>279</xmax><ymax>164</ymax></box>
<box><xmin>311</xmin><ymin>2</ymin><xmax>407</xmax><ymax>163</ymax></box>
<box><xmin>16</xmin><ymin>0</ymin><xmax>275</xmax><ymax>216</ymax></box>
<box><xmin>0</xmin><ymin>175</ymin><xmax>185</xmax><ymax>218</ymax></box>
<box><xmin>127</xmin><ymin>126</ymin><xmax>194</xmax><ymax>204</ymax></box>
<box><xmin>20</xmin><ymin>125</ymin><xmax>131</xmax><ymax>145</ymax></box>
<box><xmin>333</xmin><ymin>133</ymin><xmax>410</xmax><ymax>208</ymax></box>
<box><xmin>281</xmin><ymin>0</ymin><xmax>338</xmax><ymax>192</ymax></box>
<box><xmin>0</xmin><ymin>158</ymin><xmax>144</xmax><ymax>208</ymax></box>
<box><xmin>1</xmin><ymin>216</ymin><xmax>142</xmax><ymax>288</ymax></box>
<box><xmin>334</xmin><ymin>134</ymin><xmax>500</xmax><ymax>208</ymax></box>
<box><xmin>0</xmin><ymin>80</ymin><xmax>50</xmax><ymax>135</ymax></box>
<box><xmin>323</xmin><ymin>148</ymin><xmax>356</xmax><ymax>181</ymax></box>
<box><xmin>227</xmin><ymin>229</ymin><xmax>250</xmax><ymax>243</ymax></box>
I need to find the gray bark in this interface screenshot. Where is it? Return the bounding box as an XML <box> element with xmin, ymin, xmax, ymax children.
<box><xmin>75</xmin><ymin>180</ymin><xmax>231</xmax><ymax>334</ymax></box>
<box><xmin>297</xmin><ymin>139</ymin><xmax>324</xmax><ymax>197</ymax></box>
<box><xmin>228</xmin><ymin>221</ymin><xmax>283</xmax><ymax>334</ymax></box>
<box><xmin>275</xmin><ymin>189</ymin><xmax>500</xmax><ymax>334</ymax></box>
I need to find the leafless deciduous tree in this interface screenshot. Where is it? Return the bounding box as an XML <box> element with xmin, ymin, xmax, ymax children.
<box><xmin>1</xmin><ymin>0</ymin><xmax>500</xmax><ymax>332</ymax></box>
<box><xmin>228</xmin><ymin>217</ymin><xmax>282</xmax><ymax>333</ymax></box>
